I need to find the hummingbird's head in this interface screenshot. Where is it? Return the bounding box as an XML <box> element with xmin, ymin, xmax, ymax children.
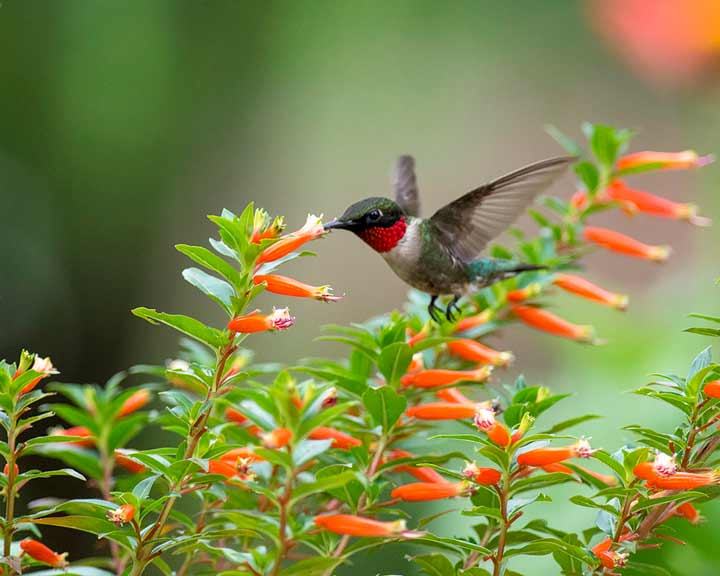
<box><xmin>324</xmin><ymin>197</ymin><xmax>408</xmax><ymax>253</ymax></box>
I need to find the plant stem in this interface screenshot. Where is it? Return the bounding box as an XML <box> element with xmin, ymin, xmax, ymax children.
<box><xmin>270</xmin><ymin>461</ymin><xmax>296</xmax><ymax>576</ymax></box>
<box><xmin>324</xmin><ymin>434</ymin><xmax>389</xmax><ymax>574</ymax></box>
<box><xmin>681</xmin><ymin>399</ymin><xmax>708</xmax><ymax>468</ymax></box>
<box><xmin>492</xmin><ymin>474</ymin><xmax>511</xmax><ymax>576</ymax></box>
<box><xmin>98</xmin><ymin>440</ymin><xmax>124</xmax><ymax>574</ymax></box>
<box><xmin>3</xmin><ymin>413</ymin><xmax>18</xmax><ymax>575</ymax></box>
<box><xmin>130</xmin><ymin>342</ymin><xmax>235</xmax><ymax>575</ymax></box>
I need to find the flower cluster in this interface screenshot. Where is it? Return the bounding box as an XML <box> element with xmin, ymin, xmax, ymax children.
<box><xmin>0</xmin><ymin>124</ymin><xmax>716</xmax><ymax>576</ymax></box>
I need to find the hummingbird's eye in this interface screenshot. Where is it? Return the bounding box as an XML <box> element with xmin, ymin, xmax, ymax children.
<box><xmin>367</xmin><ymin>209</ymin><xmax>382</xmax><ymax>222</ymax></box>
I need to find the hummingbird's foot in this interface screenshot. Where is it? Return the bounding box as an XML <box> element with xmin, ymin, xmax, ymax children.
<box><xmin>428</xmin><ymin>295</ymin><xmax>443</xmax><ymax>323</ymax></box>
<box><xmin>445</xmin><ymin>295</ymin><xmax>462</xmax><ymax>322</ymax></box>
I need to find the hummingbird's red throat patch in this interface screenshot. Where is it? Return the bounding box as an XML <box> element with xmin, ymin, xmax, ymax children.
<box><xmin>358</xmin><ymin>217</ymin><xmax>407</xmax><ymax>253</ymax></box>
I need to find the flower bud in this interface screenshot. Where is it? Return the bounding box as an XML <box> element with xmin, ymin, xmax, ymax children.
<box><xmin>391</xmin><ymin>481</ymin><xmax>467</xmax><ymax>502</ymax></box>
<box><xmin>228</xmin><ymin>308</ymin><xmax>295</xmax><ymax>333</ymax></box>
<box><xmin>107</xmin><ymin>504</ymin><xmax>135</xmax><ymax>526</ymax></box>
<box><xmin>20</xmin><ymin>540</ymin><xmax>68</xmax><ymax>568</ymax></box>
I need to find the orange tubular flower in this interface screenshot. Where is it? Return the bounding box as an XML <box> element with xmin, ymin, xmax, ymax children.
<box><xmin>221</xmin><ymin>447</ymin><xmax>265</xmax><ymax>463</ymax></box>
<box><xmin>583</xmin><ymin>226</ymin><xmax>670</xmax><ymax>262</ymax></box>
<box><xmin>20</xmin><ymin>540</ymin><xmax>68</xmax><ymax>568</ymax></box>
<box><xmin>19</xmin><ymin>356</ymin><xmax>58</xmax><ymax>395</ymax></box>
<box><xmin>114</xmin><ymin>451</ymin><xmax>147</xmax><ymax>473</ymax></box>
<box><xmin>447</xmin><ymin>339</ymin><xmax>514</xmax><ymax>367</ymax></box>
<box><xmin>575</xmin><ymin>465</ymin><xmax>618</xmax><ymax>486</ymax></box>
<box><xmin>407</xmin><ymin>324</ymin><xmax>430</xmax><ymax>347</ymax></box>
<box><xmin>675</xmin><ymin>502</ymin><xmax>702</xmax><ymax>524</ymax></box>
<box><xmin>3</xmin><ymin>463</ymin><xmax>19</xmax><ymax>476</ymax></box>
<box><xmin>633</xmin><ymin>452</ymin><xmax>677</xmax><ymax>481</ymax></box>
<box><xmin>591</xmin><ymin>536</ymin><xmax>629</xmax><ymax>570</ymax></box>
<box><xmin>512</xmin><ymin>304</ymin><xmax>594</xmax><ymax>343</ymax></box>
<box><xmin>435</xmin><ymin>387</ymin><xmax>474</xmax><ymax>404</ymax></box>
<box><xmin>463</xmin><ymin>462</ymin><xmax>502</xmax><ymax>485</ymax></box>
<box><xmin>118</xmin><ymin>389</ymin><xmax>151</xmax><ymax>418</ymax></box>
<box><xmin>107</xmin><ymin>504</ymin><xmax>135</xmax><ymax>526</ymax></box>
<box><xmin>541</xmin><ymin>462</ymin><xmax>574</xmax><ymax>475</ymax></box>
<box><xmin>517</xmin><ymin>440</ymin><xmax>594</xmax><ymax>467</ymax></box>
<box><xmin>225</xmin><ymin>408</ymin><xmax>248</xmax><ymax>425</ymax></box>
<box><xmin>648</xmin><ymin>471</ymin><xmax>718</xmax><ymax>490</ymax></box>
<box><xmin>208</xmin><ymin>459</ymin><xmax>238</xmax><ymax>477</ymax></box>
<box><xmin>315</xmin><ymin>514</ymin><xmax>413</xmax><ymax>537</ymax></box>
<box><xmin>401</xmin><ymin>366</ymin><xmax>491</xmax><ymax>389</ymax></box>
<box><xmin>308</xmin><ymin>427</ymin><xmax>361</xmax><ymax>450</ymax></box>
<box><xmin>388</xmin><ymin>450</ymin><xmax>448</xmax><ymax>484</ymax></box>
<box><xmin>553</xmin><ymin>273</ymin><xmax>628</xmax><ymax>310</ymax></box>
<box><xmin>570</xmin><ymin>191</ymin><xmax>588</xmax><ymax>211</ymax></box>
<box><xmin>454</xmin><ymin>309</ymin><xmax>493</xmax><ymax>333</ymax></box>
<box><xmin>391</xmin><ymin>481</ymin><xmax>466</xmax><ymax>502</ymax></box>
<box><xmin>53</xmin><ymin>426</ymin><xmax>94</xmax><ymax>447</ymax></box>
<box><xmin>253</xmin><ymin>274</ymin><xmax>342</xmax><ymax>302</ymax></box>
<box><xmin>256</xmin><ymin>214</ymin><xmax>325</xmax><ymax>265</ymax></box>
<box><xmin>473</xmin><ymin>408</ymin><xmax>511</xmax><ymax>447</ymax></box>
<box><xmin>405</xmin><ymin>401</ymin><xmax>484</xmax><ymax>420</ymax></box>
<box><xmin>703</xmin><ymin>379</ymin><xmax>720</xmax><ymax>398</ymax></box>
<box><xmin>506</xmin><ymin>283</ymin><xmax>542</xmax><ymax>303</ymax></box>
<box><xmin>261</xmin><ymin>427</ymin><xmax>292</xmax><ymax>449</ymax></box>
<box><xmin>616</xmin><ymin>150</ymin><xmax>714</xmax><ymax>173</ymax></box>
<box><xmin>606</xmin><ymin>180</ymin><xmax>710</xmax><ymax>226</ymax></box>
<box><xmin>228</xmin><ymin>308</ymin><xmax>295</xmax><ymax>333</ymax></box>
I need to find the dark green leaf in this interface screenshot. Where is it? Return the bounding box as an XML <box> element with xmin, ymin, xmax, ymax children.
<box><xmin>131</xmin><ymin>308</ymin><xmax>225</xmax><ymax>349</ymax></box>
<box><xmin>362</xmin><ymin>387</ymin><xmax>406</xmax><ymax>431</ymax></box>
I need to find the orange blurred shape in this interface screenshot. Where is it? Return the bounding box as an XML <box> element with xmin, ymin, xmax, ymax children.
<box><xmin>589</xmin><ymin>0</ymin><xmax>720</xmax><ymax>85</ymax></box>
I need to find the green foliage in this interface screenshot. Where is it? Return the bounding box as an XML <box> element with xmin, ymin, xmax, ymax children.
<box><xmin>0</xmin><ymin>124</ymin><xmax>716</xmax><ymax>576</ymax></box>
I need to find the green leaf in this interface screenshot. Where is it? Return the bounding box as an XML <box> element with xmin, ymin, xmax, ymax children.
<box><xmin>176</xmin><ymin>244</ymin><xmax>243</xmax><ymax>288</ymax></box>
<box><xmin>132</xmin><ymin>474</ymin><xmax>160</xmax><ymax>503</ymax></box>
<box><xmin>584</xmin><ymin>123</ymin><xmax>628</xmax><ymax>168</ymax></box>
<box><xmin>505</xmin><ymin>537</ymin><xmax>594</xmax><ymax>564</ymax></box>
<box><xmin>595</xmin><ymin>508</ymin><xmax>616</xmax><ymax>536</ymax></box>
<box><xmin>688</xmin><ymin>346</ymin><xmax>712</xmax><ymax>382</ymax></box>
<box><xmin>412</xmin><ymin>553</ymin><xmax>455</xmax><ymax>576</ymax></box>
<box><xmin>131</xmin><ymin>308</ymin><xmax>225</xmax><ymax>349</ymax></box>
<box><xmin>279</xmin><ymin>557</ymin><xmax>343</xmax><ymax>576</ymax></box>
<box><xmin>181</xmin><ymin>268</ymin><xmax>235</xmax><ymax>313</ymax></box>
<box><xmin>292</xmin><ymin>439</ymin><xmax>332</xmax><ymax>467</ymax></box>
<box><xmin>362</xmin><ymin>386</ymin><xmax>406</xmax><ymax>431</ymax></box>
<box><xmin>574</xmin><ymin>161</ymin><xmax>599</xmax><ymax>194</ymax></box>
<box><xmin>291</xmin><ymin>470</ymin><xmax>356</xmax><ymax>503</ymax></box>
<box><xmin>32</xmin><ymin>515</ymin><xmax>122</xmax><ymax>541</ymax></box>
<box><xmin>591</xmin><ymin>450</ymin><xmax>627</xmax><ymax>482</ymax></box>
<box><xmin>23</xmin><ymin>568</ymin><xmax>116</xmax><ymax>576</ymax></box>
<box><xmin>688</xmin><ymin>313</ymin><xmax>720</xmax><ymax>324</ymax></box>
<box><xmin>30</xmin><ymin>445</ymin><xmax>103</xmax><ymax>479</ymax></box>
<box><xmin>684</xmin><ymin>327</ymin><xmax>720</xmax><ymax>337</ymax></box>
<box><xmin>541</xmin><ymin>414</ymin><xmax>601</xmax><ymax>434</ymax></box>
<box><xmin>544</xmin><ymin>125</ymin><xmax>583</xmax><ymax>156</ymax></box>
<box><xmin>569</xmin><ymin>495</ymin><xmax>618</xmax><ymax>515</ymax></box>
<box><xmin>19</xmin><ymin>468</ymin><xmax>86</xmax><ymax>482</ymax></box>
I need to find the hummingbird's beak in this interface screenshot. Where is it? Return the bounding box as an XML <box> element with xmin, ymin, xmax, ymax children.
<box><xmin>324</xmin><ymin>219</ymin><xmax>354</xmax><ymax>231</ymax></box>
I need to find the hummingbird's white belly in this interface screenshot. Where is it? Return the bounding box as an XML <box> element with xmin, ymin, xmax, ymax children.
<box><xmin>381</xmin><ymin>219</ymin><xmax>470</xmax><ymax>295</ymax></box>
<box><xmin>381</xmin><ymin>219</ymin><xmax>422</xmax><ymax>284</ymax></box>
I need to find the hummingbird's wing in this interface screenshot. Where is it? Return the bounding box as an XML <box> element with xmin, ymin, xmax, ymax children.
<box><xmin>393</xmin><ymin>155</ymin><xmax>420</xmax><ymax>217</ymax></box>
<box><xmin>429</xmin><ymin>156</ymin><xmax>575</xmax><ymax>262</ymax></box>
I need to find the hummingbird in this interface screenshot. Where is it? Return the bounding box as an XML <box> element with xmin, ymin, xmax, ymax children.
<box><xmin>324</xmin><ymin>155</ymin><xmax>575</xmax><ymax>322</ymax></box>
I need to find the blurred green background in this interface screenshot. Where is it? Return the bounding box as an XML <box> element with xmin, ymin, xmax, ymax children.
<box><xmin>1</xmin><ymin>0</ymin><xmax>719</xmax><ymax>573</ymax></box>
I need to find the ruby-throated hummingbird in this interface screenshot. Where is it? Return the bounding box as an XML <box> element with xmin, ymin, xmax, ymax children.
<box><xmin>324</xmin><ymin>155</ymin><xmax>575</xmax><ymax>321</ymax></box>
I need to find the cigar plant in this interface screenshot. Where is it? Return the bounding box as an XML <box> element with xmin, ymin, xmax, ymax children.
<box><xmin>0</xmin><ymin>124</ymin><xmax>717</xmax><ymax>576</ymax></box>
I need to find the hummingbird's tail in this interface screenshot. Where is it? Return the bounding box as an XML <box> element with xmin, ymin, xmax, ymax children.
<box><xmin>504</xmin><ymin>263</ymin><xmax>548</xmax><ymax>274</ymax></box>
<box><xmin>467</xmin><ymin>258</ymin><xmax>548</xmax><ymax>286</ymax></box>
